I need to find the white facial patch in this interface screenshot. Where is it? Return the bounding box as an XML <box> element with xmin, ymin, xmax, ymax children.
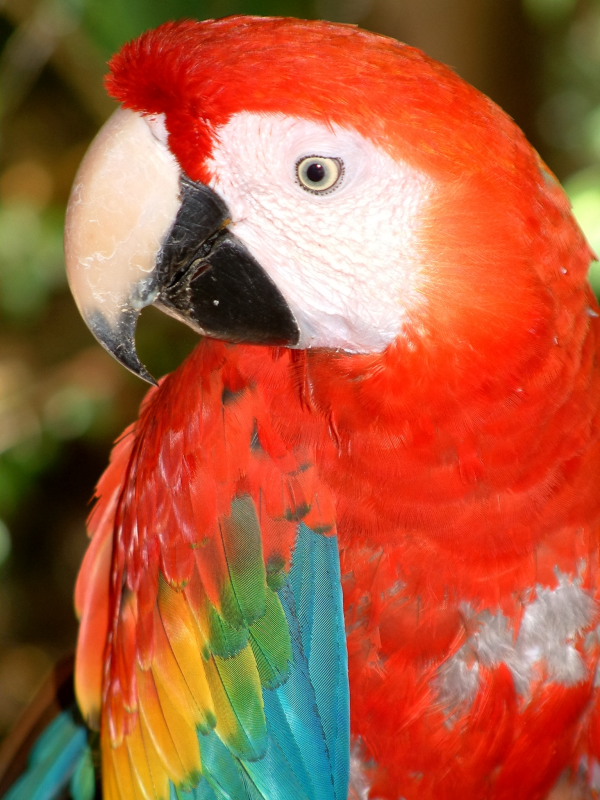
<box><xmin>205</xmin><ymin>112</ymin><xmax>433</xmax><ymax>352</ymax></box>
<box><xmin>437</xmin><ymin>569</ymin><xmax>596</xmax><ymax>715</ymax></box>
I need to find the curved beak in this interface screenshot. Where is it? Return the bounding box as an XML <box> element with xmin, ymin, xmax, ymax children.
<box><xmin>65</xmin><ymin>108</ymin><xmax>179</xmax><ymax>384</ymax></box>
<box><xmin>65</xmin><ymin>108</ymin><xmax>298</xmax><ymax>384</ymax></box>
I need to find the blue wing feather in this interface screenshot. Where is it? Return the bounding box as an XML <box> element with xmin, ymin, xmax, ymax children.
<box><xmin>3</xmin><ymin>709</ymin><xmax>94</xmax><ymax>800</ymax></box>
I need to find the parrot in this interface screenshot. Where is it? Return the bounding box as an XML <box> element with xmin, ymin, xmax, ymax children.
<box><xmin>2</xmin><ymin>13</ymin><xmax>600</xmax><ymax>800</ymax></box>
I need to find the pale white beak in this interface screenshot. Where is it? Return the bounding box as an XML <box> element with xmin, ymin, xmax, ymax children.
<box><xmin>64</xmin><ymin>108</ymin><xmax>181</xmax><ymax>382</ymax></box>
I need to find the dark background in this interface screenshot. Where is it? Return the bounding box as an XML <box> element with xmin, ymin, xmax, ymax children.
<box><xmin>0</xmin><ymin>0</ymin><xmax>599</xmax><ymax>740</ymax></box>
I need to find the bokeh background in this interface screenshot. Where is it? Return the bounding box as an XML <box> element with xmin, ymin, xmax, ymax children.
<box><xmin>0</xmin><ymin>0</ymin><xmax>599</xmax><ymax>743</ymax></box>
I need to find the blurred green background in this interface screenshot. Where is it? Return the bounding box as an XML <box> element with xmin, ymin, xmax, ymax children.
<box><xmin>0</xmin><ymin>0</ymin><xmax>599</xmax><ymax>741</ymax></box>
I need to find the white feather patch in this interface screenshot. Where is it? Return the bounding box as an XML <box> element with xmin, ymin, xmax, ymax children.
<box><xmin>437</xmin><ymin>569</ymin><xmax>595</xmax><ymax>713</ymax></box>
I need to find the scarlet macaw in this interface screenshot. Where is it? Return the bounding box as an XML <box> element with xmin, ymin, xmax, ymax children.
<box><xmin>4</xmin><ymin>15</ymin><xmax>600</xmax><ymax>800</ymax></box>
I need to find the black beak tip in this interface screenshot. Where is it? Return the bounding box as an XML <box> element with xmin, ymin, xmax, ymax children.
<box><xmin>113</xmin><ymin>344</ymin><xmax>158</xmax><ymax>387</ymax></box>
<box><xmin>87</xmin><ymin>308</ymin><xmax>157</xmax><ymax>386</ymax></box>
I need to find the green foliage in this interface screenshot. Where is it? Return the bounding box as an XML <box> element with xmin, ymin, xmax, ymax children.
<box><xmin>523</xmin><ymin>0</ymin><xmax>600</xmax><ymax>253</ymax></box>
<box><xmin>0</xmin><ymin>203</ymin><xmax>65</xmax><ymax>321</ymax></box>
<box><xmin>523</xmin><ymin>0</ymin><xmax>577</xmax><ymax>25</ymax></box>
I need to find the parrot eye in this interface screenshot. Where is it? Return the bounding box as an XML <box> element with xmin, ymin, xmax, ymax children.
<box><xmin>296</xmin><ymin>156</ymin><xmax>344</xmax><ymax>194</ymax></box>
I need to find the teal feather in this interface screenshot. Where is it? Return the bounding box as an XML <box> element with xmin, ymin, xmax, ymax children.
<box><xmin>68</xmin><ymin>747</ymin><xmax>95</xmax><ymax>800</ymax></box>
<box><xmin>301</xmin><ymin>525</ymin><xmax>350</xmax><ymax>799</ymax></box>
<box><xmin>3</xmin><ymin>709</ymin><xmax>94</xmax><ymax>800</ymax></box>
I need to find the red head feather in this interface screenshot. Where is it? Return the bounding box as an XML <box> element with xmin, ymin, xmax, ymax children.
<box><xmin>108</xmin><ymin>16</ymin><xmax>522</xmax><ymax>184</ymax></box>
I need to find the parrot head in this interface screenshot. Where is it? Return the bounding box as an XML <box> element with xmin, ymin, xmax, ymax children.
<box><xmin>65</xmin><ymin>16</ymin><xmax>592</xmax><ymax>387</ymax></box>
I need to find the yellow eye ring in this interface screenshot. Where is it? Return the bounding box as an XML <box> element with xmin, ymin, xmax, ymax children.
<box><xmin>296</xmin><ymin>156</ymin><xmax>344</xmax><ymax>194</ymax></box>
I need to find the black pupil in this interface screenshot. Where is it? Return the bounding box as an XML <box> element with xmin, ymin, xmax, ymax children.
<box><xmin>306</xmin><ymin>162</ymin><xmax>326</xmax><ymax>183</ymax></box>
